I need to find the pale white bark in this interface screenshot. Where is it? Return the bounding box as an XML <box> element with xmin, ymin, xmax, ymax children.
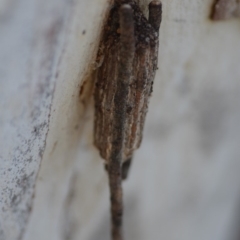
<box><xmin>0</xmin><ymin>0</ymin><xmax>240</xmax><ymax>240</ymax></box>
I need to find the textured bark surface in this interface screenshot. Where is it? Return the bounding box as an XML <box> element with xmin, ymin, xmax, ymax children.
<box><xmin>1</xmin><ymin>0</ymin><xmax>240</xmax><ymax>240</ymax></box>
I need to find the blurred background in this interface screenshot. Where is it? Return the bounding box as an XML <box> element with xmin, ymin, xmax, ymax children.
<box><xmin>0</xmin><ymin>0</ymin><xmax>240</xmax><ymax>240</ymax></box>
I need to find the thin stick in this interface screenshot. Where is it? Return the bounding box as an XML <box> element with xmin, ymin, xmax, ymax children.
<box><xmin>149</xmin><ymin>0</ymin><xmax>162</xmax><ymax>32</ymax></box>
<box><xmin>108</xmin><ymin>4</ymin><xmax>135</xmax><ymax>240</ymax></box>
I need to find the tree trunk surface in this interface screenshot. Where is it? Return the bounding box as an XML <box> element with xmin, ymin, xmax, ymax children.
<box><xmin>0</xmin><ymin>0</ymin><xmax>240</xmax><ymax>240</ymax></box>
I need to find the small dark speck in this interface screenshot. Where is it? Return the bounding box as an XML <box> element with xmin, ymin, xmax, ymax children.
<box><xmin>127</xmin><ymin>106</ymin><xmax>132</xmax><ymax>114</ymax></box>
<box><xmin>74</xmin><ymin>125</ymin><xmax>79</xmax><ymax>130</ymax></box>
<box><xmin>11</xmin><ymin>194</ymin><xmax>20</xmax><ymax>206</ymax></box>
<box><xmin>79</xmin><ymin>81</ymin><xmax>86</xmax><ymax>96</ymax></box>
<box><xmin>39</xmin><ymin>147</ymin><xmax>44</xmax><ymax>158</ymax></box>
<box><xmin>27</xmin><ymin>157</ymin><xmax>33</xmax><ymax>163</ymax></box>
<box><xmin>82</xmin><ymin>30</ymin><xmax>86</xmax><ymax>35</ymax></box>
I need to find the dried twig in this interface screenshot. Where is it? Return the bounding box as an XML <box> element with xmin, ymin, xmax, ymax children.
<box><xmin>94</xmin><ymin>1</ymin><xmax>162</xmax><ymax>239</ymax></box>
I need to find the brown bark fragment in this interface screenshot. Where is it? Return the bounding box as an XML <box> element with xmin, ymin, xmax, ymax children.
<box><xmin>211</xmin><ymin>0</ymin><xmax>240</xmax><ymax>20</ymax></box>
